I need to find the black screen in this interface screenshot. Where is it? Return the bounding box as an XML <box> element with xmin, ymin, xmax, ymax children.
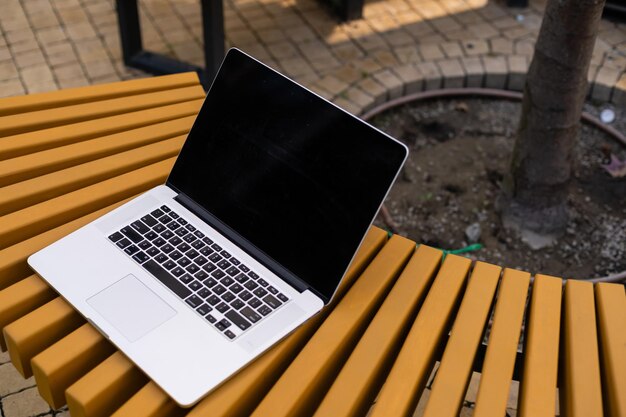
<box><xmin>168</xmin><ymin>49</ymin><xmax>407</xmax><ymax>301</ymax></box>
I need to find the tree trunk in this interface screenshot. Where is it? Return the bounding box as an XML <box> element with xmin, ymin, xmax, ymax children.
<box><xmin>502</xmin><ymin>0</ymin><xmax>606</xmax><ymax>238</ymax></box>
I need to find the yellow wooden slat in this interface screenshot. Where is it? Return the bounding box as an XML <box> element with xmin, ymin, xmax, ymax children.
<box><xmin>3</xmin><ymin>298</ymin><xmax>84</xmax><ymax>377</ymax></box>
<box><xmin>423</xmin><ymin>262</ymin><xmax>502</xmax><ymax>417</ymax></box>
<box><xmin>518</xmin><ymin>274</ymin><xmax>563</xmax><ymax>417</ymax></box>
<box><xmin>186</xmin><ymin>227</ymin><xmax>388</xmax><ymax>417</ymax></box>
<box><xmin>0</xmin><ymin>158</ymin><xmax>174</xmax><ymax>250</ymax></box>
<box><xmin>0</xmin><ymin>116</ymin><xmax>193</xmax><ymax>187</ymax></box>
<box><xmin>314</xmin><ymin>245</ymin><xmax>443</xmax><ymax>417</ymax></box>
<box><xmin>559</xmin><ymin>280</ymin><xmax>604</xmax><ymax>417</ymax></box>
<box><xmin>0</xmin><ymin>72</ymin><xmax>200</xmax><ymax>116</ymax></box>
<box><xmin>31</xmin><ymin>323</ymin><xmax>116</xmax><ymax>409</ymax></box>
<box><xmin>111</xmin><ymin>383</ymin><xmax>186</xmax><ymax>417</ymax></box>
<box><xmin>0</xmin><ymin>135</ymin><xmax>186</xmax><ymax>215</ymax></box>
<box><xmin>0</xmin><ymin>274</ymin><xmax>56</xmax><ymax>351</ymax></box>
<box><xmin>357</xmin><ymin>254</ymin><xmax>472</xmax><ymax>417</ymax></box>
<box><xmin>473</xmin><ymin>268</ymin><xmax>530</xmax><ymax>417</ymax></box>
<box><xmin>251</xmin><ymin>235</ymin><xmax>416</xmax><ymax>417</ymax></box>
<box><xmin>0</xmin><ymin>100</ymin><xmax>201</xmax><ymax>161</ymax></box>
<box><xmin>595</xmin><ymin>282</ymin><xmax>626</xmax><ymax>417</ymax></box>
<box><xmin>66</xmin><ymin>352</ymin><xmax>148</xmax><ymax>417</ymax></box>
<box><xmin>0</xmin><ymin>195</ymin><xmax>136</xmax><ymax>290</ymax></box>
<box><xmin>0</xmin><ymin>85</ymin><xmax>204</xmax><ymax>136</ymax></box>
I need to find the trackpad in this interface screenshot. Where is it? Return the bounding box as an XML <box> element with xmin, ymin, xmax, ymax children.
<box><xmin>87</xmin><ymin>274</ymin><xmax>176</xmax><ymax>342</ymax></box>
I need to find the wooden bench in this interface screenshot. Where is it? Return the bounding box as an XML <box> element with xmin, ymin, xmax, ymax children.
<box><xmin>0</xmin><ymin>74</ymin><xmax>624</xmax><ymax>417</ymax></box>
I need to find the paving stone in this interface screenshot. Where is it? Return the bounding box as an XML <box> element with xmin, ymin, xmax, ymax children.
<box><xmin>431</xmin><ymin>16</ymin><xmax>462</xmax><ymax>33</ymax></box>
<box><xmin>10</xmin><ymin>40</ymin><xmax>40</xmax><ymax>54</ymax></box>
<box><xmin>351</xmin><ymin>57</ymin><xmax>382</xmax><ymax>77</ymax></box>
<box><xmin>0</xmin><ymin>363</ymin><xmax>35</xmax><ymax>397</ymax></box>
<box><xmin>515</xmin><ymin>40</ymin><xmax>535</xmax><ymax>57</ymax></box>
<box><xmin>373</xmin><ymin>68</ymin><xmax>404</xmax><ymax>99</ymax></box>
<box><xmin>56</xmin><ymin>6</ymin><xmax>88</xmax><ymax>25</ymax></box>
<box><xmin>415</xmin><ymin>61</ymin><xmax>442</xmax><ymax>90</ymax></box>
<box><xmin>25</xmin><ymin>79</ymin><xmax>59</xmax><ymax>93</ymax></box>
<box><xmin>284</xmin><ymin>26</ymin><xmax>317</xmax><ymax>43</ymax></box>
<box><xmin>592</xmin><ymin>66</ymin><xmax>621</xmax><ymax>101</ymax></box>
<box><xmin>345</xmin><ymin>86</ymin><xmax>376</xmax><ymax>113</ymax></box>
<box><xmin>412</xmin><ymin>387</ymin><xmax>431</xmax><ymax>416</ymax></box>
<box><xmin>373</xmin><ymin>49</ymin><xmax>400</xmax><ymax>68</ymax></box>
<box><xmin>419</xmin><ymin>44</ymin><xmax>444</xmax><ymax>61</ymax></box>
<box><xmin>382</xmin><ymin>29</ymin><xmax>415</xmax><ymax>47</ymax></box>
<box><xmin>612</xmin><ymin>73</ymin><xmax>626</xmax><ymax>106</ymax></box>
<box><xmin>45</xmin><ymin>42</ymin><xmax>77</xmax><ymax>66</ymax></box>
<box><xmin>28</xmin><ymin>10</ymin><xmax>60</xmax><ymax>30</ymax></box>
<box><xmin>354</xmin><ymin>33</ymin><xmax>388</xmax><ymax>52</ymax></box>
<box><xmin>507</xmin><ymin>55</ymin><xmax>528</xmax><ymax>91</ymax></box>
<box><xmin>437</xmin><ymin>58</ymin><xmax>465</xmax><ymax>88</ymax></box>
<box><xmin>0</xmin><ymin>349</ymin><xmax>10</xmax><ymax>363</ymax></box>
<box><xmin>587</xmin><ymin>64</ymin><xmax>599</xmax><ymax>85</ymax></box>
<box><xmin>309</xmin><ymin>55</ymin><xmax>341</xmax><ymax>73</ymax></box>
<box><xmin>469</xmin><ymin>22</ymin><xmax>499</xmax><ymax>39</ymax></box>
<box><xmin>462</xmin><ymin>39</ymin><xmax>489</xmax><ymax>56</ymax></box>
<box><xmin>2</xmin><ymin>387</ymin><xmax>52</xmax><ymax>417</ymax></box>
<box><xmin>266</xmin><ymin>41</ymin><xmax>299</xmax><ymax>60</ymax></box>
<box><xmin>460</xmin><ymin>56</ymin><xmax>484</xmax><ymax>87</ymax></box>
<box><xmin>35</xmin><ymin>26</ymin><xmax>67</xmax><ymax>45</ymax></box>
<box><xmin>5</xmin><ymin>29</ymin><xmax>36</xmax><ymax>45</ymax></box>
<box><xmin>0</xmin><ymin>78</ymin><xmax>25</xmax><ymax>98</ymax></box>
<box><xmin>357</xmin><ymin>76</ymin><xmax>387</xmax><ymax>106</ymax></box>
<box><xmin>482</xmin><ymin>55</ymin><xmax>508</xmax><ymax>89</ymax></box>
<box><xmin>393</xmin><ymin>63</ymin><xmax>424</xmax><ymax>94</ymax></box>
<box><xmin>278</xmin><ymin>57</ymin><xmax>316</xmax><ymax>78</ymax></box>
<box><xmin>14</xmin><ymin>49</ymin><xmax>46</xmax><ymax>69</ymax></box>
<box><xmin>332</xmin><ymin>96</ymin><xmax>361</xmax><ymax>115</ymax></box>
<box><xmin>393</xmin><ymin>45</ymin><xmax>422</xmax><ymax>65</ymax></box>
<box><xmin>503</xmin><ymin>27</ymin><xmax>533</xmax><ymax>40</ymax></box>
<box><xmin>333</xmin><ymin>64</ymin><xmax>363</xmax><ymax>85</ymax></box>
<box><xmin>491</xmin><ymin>37</ymin><xmax>514</xmax><ymax>55</ymax></box>
<box><xmin>316</xmin><ymin>74</ymin><xmax>350</xmax><ymax>96</ymax></box>
<box><xmin>299</xmin><ymin>40</ymin><xmax>334</xmax><ymax>61</ymax></box>
<box><xmin>440</xmin><ymin>41</ymin><xmax>464</xmax><ymax>58</ymax></box>
<box><xmin>331</xmin><ymin>42</ymin><xmax>364</xmax><ymax>61</ymax></box>
<box><xmin>0</xmin><ymin>60</ymin><xmax>19</xmax><ymax>81</ymax></box>
<box><xmin>52</xmin><ymin>62</ymin><xmax>85</xmax><ymax>81</ymax></box>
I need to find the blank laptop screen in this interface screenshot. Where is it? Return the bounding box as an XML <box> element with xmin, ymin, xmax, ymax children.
<box><xmin>168</xmin><ymin>49</ymin><xmax>407</xmax><ymax>300</ymax></box>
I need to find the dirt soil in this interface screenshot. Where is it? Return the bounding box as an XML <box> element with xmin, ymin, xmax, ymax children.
<box><xmin>371</xmin><ymin>97</ymin><xmax>626</xmax><ymax>279</ymax></box>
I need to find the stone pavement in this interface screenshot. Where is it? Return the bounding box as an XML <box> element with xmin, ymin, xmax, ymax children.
<box><xmin>0</xmin><ymin>0</ymin><xmax>624</xmax><ymax>415</ymax></box>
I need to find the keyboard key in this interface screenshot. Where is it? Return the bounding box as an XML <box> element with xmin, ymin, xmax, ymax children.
<box><xmin>195</xmin><ymin>270</ymin><xmax>208</xmax><ymax>280</ymax></box>
<box><xmin>216</xmin><ymin>303</ymin><xmax>230</xmax><ymax>313</ymax></box>
<box><xmin>143</xmin><ymin>260</ymin><xmax>191</xmax><ymax>299</ymax></box>
<box><xmin>226</xmin><ymin>266</ymin><xmax>239</xmax><ymax>276</ymax></box>
<box><xmin>257</xmin><ymin>305</ymin><xmax>272</xmax><ymax>316</ymax></box>
<box><xmin>178</xmin><ymin>257</ymin><xmax>191</xmax><ymax>267</ymax></box>
<box><xmin>170</xmin><ymin>250</ymin><xmax>183</xmax><ymax>260</ymax></box>
<box><xmin>189</xmin><ymin>280</ymin><xmax>202</xmax><ymax>291</ymax></box>
<box><xmin>116</xmin><ymin>237</ymin><xmax>131</xmax><ymax>249</ymax></box>
<box><xmin>253</xmin><ymin>288</ymin><xmax>268</xmax><ymax>298</ymax></box>
<box><xmin>121</xmin><ymin>226</ymin><xmax>142</xmax><ymax>243</ymax></box>
<box><xmin>215</xmin><ymin>322</ymin><xmax>227</xmax><ymax>331</ymax></box>
<box><xmin>153</xmin><ymin>237</ymin><xmax>166</xmax><ymax>247</ymax></box>
<box><xmin>202</xmin><ymin>263</ymin><xmax>217</xmax><ymax>273</ymax></box>
<box><xmin>195</xmin><ymin>256</ymin><xmax>208</xmax><ymax>266</ymax></box>
<box><xmin>180</xmin><ymin>273</ymin><xmax>194</xmax><ymax>284</ymax></box>
<box><xmin>141</xmin><ymin>214</ymin><xmax>158</xmax><ymax>226</ymax></box>
<box><xmin>231</xmin><ymin>299</ymin><xmax>245</xmax><ymax>310</ymax></box>
<box><xmin>198</xmin><ymin>288</ymin><xmax>211</xmax><ymax>299</ymax></box>
<box><xmin>263</xmin><ymin>294</ymin><xmax>282</xmax><ymax>309</ymax></box>
<box><xmin>267</xmin><ymin>286</ymin><xmax>278</xmax><ymax>295</ymax></box>
<box><xmin>200</xmin><ymin>247</ymin><xmax>214</xmax><ymax>256</ymax></box>
<box><xmin>225</xmin><ymin>310</ymin><xmax>251</xmax><ymax>330</ymax></box>
<box><xmin>211</xmin><ymin>243</ymin><xmax>222</xmax><ymax>251</ymax></box>
<box><xmin>131</xmin><ymin>220</ymin><xmax>150</xmax><ymax>234</ymax></box>
<box><xmin>163</xmin><ymin>260</ymin><xmax>176</xmax><ymax>270</ymax></box>
<box><xmin>185</xmin><ymin>224</ymin><xmax>196</xmax><ymax>232</ymax></box>
<box><xmin>203</xmin><ymin>277</ymin><xmax>218</xmax><ymax>288</ymax></box>
<box><xmin>153</xmin><ymin>224</ymin><xmax>166</xmax><ymax>233</ymax></box>
<box><xmin>220</xmin><ymin>250</ymin><xmax>231</xmax><ymax>259</ymax></box>
<box><xmin>161</xmin><ymin>244</ymin><xmax>174</xmax><ymax>253</ymax></box>
<box><xmin>167</xmin><ymin>221</ymin><xmax>181</xmax><ymax>231</ymax></box>
<box><xmin>175</xmin><ymin>228</ymin><xmax>189</xmax><ymax>236</ymax></box>
<box><xmin>213</xmin><ymin>285</ymin><xmax>226</xmax><ymax>295</ymax></box>
<box><xmin>197</xmin><ymin>304</ymin><xmax>212</xmax><ymax>315</ymax></box>
<box><xmin>169</xmin><ymin>236</ymin><xmax>182</xmax><ymax>246</ymax></box>
<box><xmin>108</xmin><ymin>232</ymin><xmax>123</xmax><ymax>242</ymax></box>
<box><xmin>234</xmin><ymin>273</ymin><xmax>249</xmax><ymax>283</ymax></box>
<box><xmin>132</xmin><ymin>252</ymin><xmax>149</xmax><ymax>263</ymax></box>
<box><xmin>124</xmin><ymin>245</ymin><xmax>139</xmax><ymax>256</ymax></box>
<box><xmin>244</xmin><ymin>281</ymin><xmax>258</xmax><ymax>290</ymax></box>
<box><xmin>186</xmin><ymin>264</ymin><xmax>200</xmax><ymax>274</ymax></box>
<box><xmin>239</xmin><ymin>264</ymin><xmax>250</xmax><ymax>273</ymax></box>
<box><xmin>146</xmin><ymin>247</ymin><xmax>159</xmax><ymax>256</ymax></box>
<box><xmin>194</xmin><ymin>230</ymin><xmax>205</xmax><ymax>238</ymax></box>
<box><xmin>186</xmin><ymin>249</ymin><xmax>199</xmax><ymax>259</ymax></box>
<box><xmin>222</xmin><ymin>292</ymin><xmax>235</xmax><ymax>302</ymax></box>
<box><xmin>178</xmin><ymin>243</ymin><xmax>191</xmax><ymax>252</ymax></box>
<box><xmin>277</xmin><ymin>293</ymin><xmax>289</xmax><ymax>302</ymax></box>
<box><xmin>192</xmin><ymin>240</ymin><xmax>204</xmax><ymax>250</ymax></box>
<box><xmin>218</xmin><ymin>318</ymin><xmax>231</xmax><ymax>329</ymax></box>
<box><xmin>202</xmin><ymin>237</ymin><xmax>214</xmax><ymax>245</ymax></box>
<box><xmin>240</xmin><ymin>306</ymin><xmax>262</xmax><ymax>323</ymax></box>
<box><xmin>161</xmin><ymin>230</ymin><xmax>174</xmax><ymax>240</ymax></box>
<box><xmin>160</xmin><ymin>205</ymin><xmax>171</xmax><ymax>212</ymax></box>
<box><xmin>169</xmin><ymin>211</ymin><xmax>179</xmax><ymax>219</ymax></box>
<box><xmin>206</xmin><ymin>314</ymin><xmax>216</xmax><ymax>323</ymax></box>
<box><xmin>145</xmin><ymin>231</ymin><xmax>158</xmax><ymax>241</ymax></box>
<box><xmin>248</xmin><ymin>298</ymin><xmax>262</xmax><ymax>308</ymax></box>
<box><xmin>155</xmin><ymin>254</ymin><xmax>168</xmax><ymax>263</ymax></box>
<box><xmin>159</xmin><ymin>215</ymin><xmax>172</xmax><ymax>224</ymax></box>
<box><xmin>209</xmin><ymin>253</ymin><xmax>222</xmax><ymax>263</ymax></box>
<box><xmin>207</xmin><ymin>295</ymin><xmax>220</xmax><ymax>306</ymax></box>
<box><xmin>221</xmin><ymin>277</ymin><xmax>234</xmax><ymax>287</ymax></box>
<box><xmin>183</xmin><ymin>234</ymin><xmax>196</xmax><ymax>243</ymax></box>
<box><xmin>138</xmin><ymin>240</ymin><xmax>151</xmax><ymax>250</ymax></box>
<box><xmin>230</xmin><ymin>283</ymin><xmax>243</xmax><ymax>294</ymax></box>
<box><xmin>230</xmin><ymin>258</ymin><xmax>241</xmax><ymax>266</ymax></box>
<box><xmin>211</xmin><ymin>270</ymin><xmax>226</xmax><ymax>279</ymax></box>
<box><xmin>178</xmin><ymin>218</ymin><xmax>188</xmax><ymax>225</ymax></box>
<box><xmin>185</xmin><ymin>295</ymin><xmax>202</xmax><ymax>308</ymax></box>
<box><xmin>224</xmin><ymin>330</ymin><xmax>236</xmax><ymax>339</ymax></box>
<box><xmin>257</xmin><ymin>278</ymin><xmax>269</xmax><ymax>287</ymax></box>
<box><xmin>248</xmin><ymin>271</ymin><xmax>259</xmax><ymax>280</ymax></box>
<box><xmin>171</xmin><ymin>267</ymin><xmax>185</xmax><ymax>277</ymax></box>
<box><xmin>151</xmin><ymin>208</ymin><xmax>164</xmax><ymax>218</ymax></box>
<box><xmin>239</xmin><ymin>290</ymin><xmax>252</xmax><ymax>301</ymax></box>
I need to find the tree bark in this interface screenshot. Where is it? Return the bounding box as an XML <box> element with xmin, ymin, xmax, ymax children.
<box><xmin>502</xmin><ymin>0</ymin><xmax>606</xmax><ymax>236</ymax></box>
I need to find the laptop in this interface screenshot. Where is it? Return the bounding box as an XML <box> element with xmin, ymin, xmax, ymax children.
<box><xmin>28</xmin><ymin>48</ymin><xmax>408</xmax><ymax>407</ymax></box>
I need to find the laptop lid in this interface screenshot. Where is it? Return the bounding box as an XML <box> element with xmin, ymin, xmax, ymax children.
<box><xmin>167</xmin><ymin>49</ymin><xmax>407</xmax><ymax>302</ymax></box>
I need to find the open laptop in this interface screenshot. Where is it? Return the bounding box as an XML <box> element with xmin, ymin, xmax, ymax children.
<box><xmin>28</xmin><ymin>48</ymin><xmax>408</xmax><ymax>407</ymax></box>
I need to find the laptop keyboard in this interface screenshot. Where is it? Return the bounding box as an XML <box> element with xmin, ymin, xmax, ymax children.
<box><xmin>107</xmin><ymin>205</ymin><xmax>291</xmax><ymax>340</ymax></box>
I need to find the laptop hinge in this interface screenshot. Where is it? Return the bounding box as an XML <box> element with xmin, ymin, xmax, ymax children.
<box><xmin>172</xmin><ymin>191</ymin><xmax>324</xmax><ymax>299</ymax></box>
